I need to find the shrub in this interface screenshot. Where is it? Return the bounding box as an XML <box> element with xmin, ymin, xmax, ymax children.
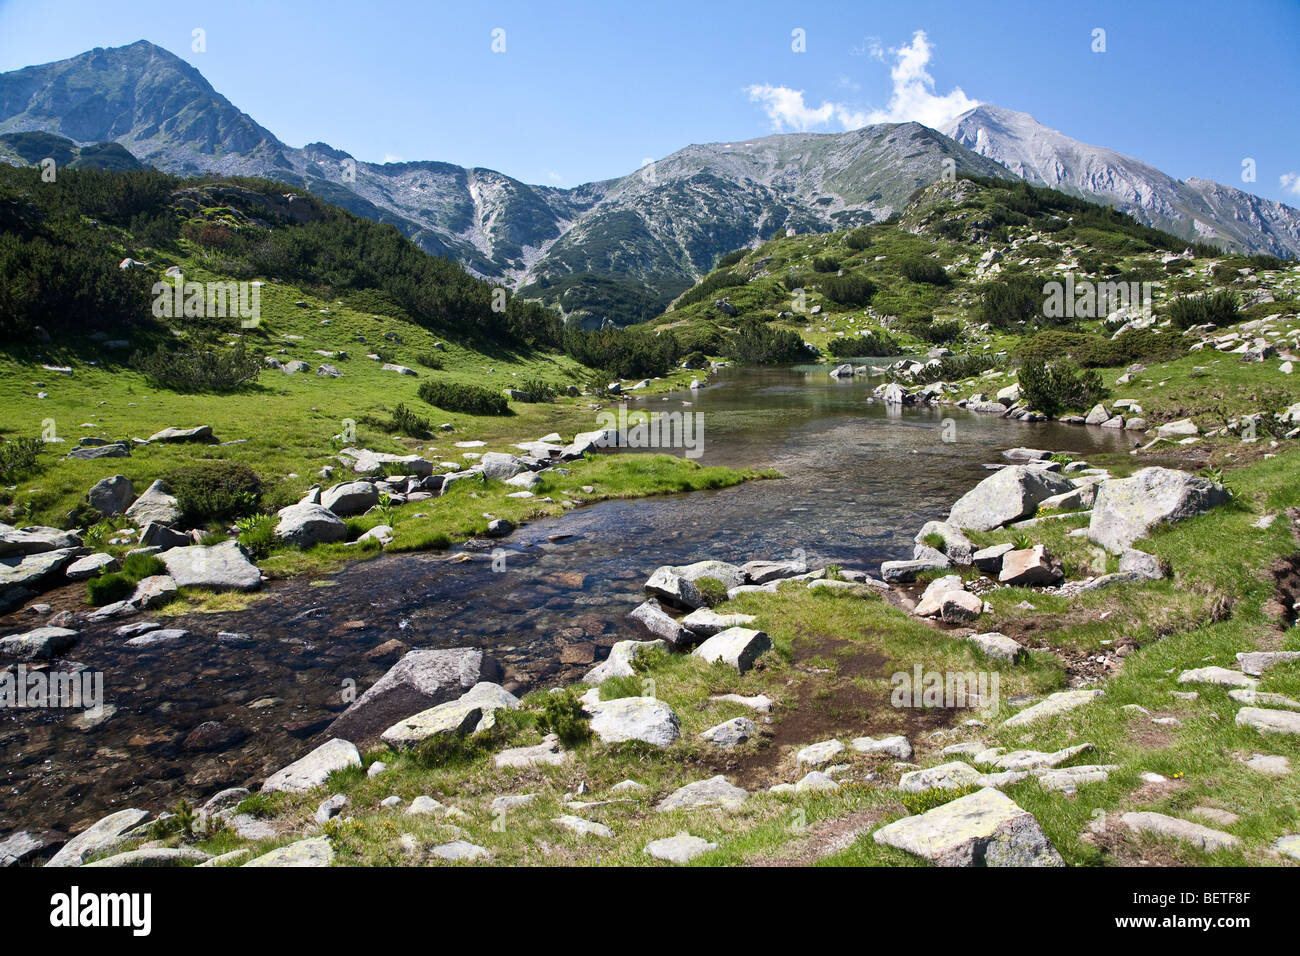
<box><xmin>902</xmin><ymin>318</ymin><xmax>962</xmax><ymax>344</ymax></box>
<box><xmin>121</xmin><ymin>552</ymin><xmax>167</xmax><ymax>579</ymax></box>
<box><xmin>516</xmin><ymin>377</ymin><xmax>556</xmax><ymax>402</ymax></box>
<box><xmin>1017</xmin><ymin>359</ymin><xmax>1108</xmax><ymax>417</ymax></box>
<box><xmin>536</xmin><ymin>690</ymin><xmax>591</xmax><ymax>746</ymax></box>
<box><xmin>162</xmin><ymin>461</ymin><xmax>262</xmax><ymax>523</ymax></box>
<box><xmin>417</xmin><ymin>380</ymin><xmax>510</xmax><ymax>415</ymax></box>
<box><xmin>725</xmin><ymin>319</ymin><xmax>813</xmax><ymax>365</ymax></box>
<box><xmin>131</xmin><ymin>342</ymin><xmax>262</xmax><ymax>392</ymax></box>
<box><xmin>821</xmin><ymin>274</ymin><xmax>878</xmax><ymax>306</ymax></box>
<box><xmin>911</xmin><ymin>353</ymin><xmax>1001</xmax><ymax>385</ymax></box>
<box><xmin>976</xmin><ymin>275</ymin><xmax>1043</xmax><ymax>328</ymax></box>
<box><xmin>387</xmin><ymin>403</ymin><xmax>433</xmax><ymax>438</ymax></box>
<box><xmin>681</xmin><ymin>350</ymin><xmax>709</xmax><ymax>369</ymax></box>
<box><xmin>900</xmin><ymin>257</ymin><xmax>951</xmax><ymax>285</ymax></box>
<box><xmin>236</xmin><ymin>513</ymin><xmax>276</xmax><ymax>559</ymax></box>
<box><xmin>826</xmin><ymin>331</ymin><xmax>902</xmax><ymax>357</ymax></box>
<box><xmin>1013</xmin><ymin>329</ymin><xmax>1185</xmax><ymax>368</ymax></box>
<box><xmin>0</xmin><ymin>436</ymin><xmax>43</xmax><ymax>483</ymax></box>
<box><xmin>1166</xmin><ymin>290</ymin><xmax>1240</xmax><ymax>330</ymax></box>
<box><xmin>415</xmin><ymin>351</ymin><xmax>444</xmax><ymax>370</ymax></box>
<box><xmin>812</xmin><ymin>255</ymin><xmax>840</xmax><ymax>273</ymax></box>
<box><xmin>845</xmin><ymin>228</ymin><xmax>873</xmax><ymax>250</ymax></box>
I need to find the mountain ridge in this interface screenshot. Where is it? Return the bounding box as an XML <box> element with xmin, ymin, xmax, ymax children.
<box><xmin>2</xmin><ymin>41</ymin><xmax>1297</xmax><ymax>327</ymax></box>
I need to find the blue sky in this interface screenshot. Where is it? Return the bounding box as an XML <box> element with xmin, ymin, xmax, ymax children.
<box><xmin>1</xmin><ymin>0</ymin><xmax>1297</xmax><ymax>204</ymax></box>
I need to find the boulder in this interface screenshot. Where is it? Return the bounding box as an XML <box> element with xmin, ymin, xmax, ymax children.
<box><xmin>45</xmin><ymin>808</ymin><xmax>151</xmax><ymax>867</ymax></box>
<box><xmin>680</xmin><ymin>607</ymin><xmax>758</xmax><ymax>636</ymax></box>
<box><xmin>645</xmin><ymin>560</ymin><xmax>747</xmax><ymax>610</ymax></box>
<box><xmin>64</xmin><ymin>552</ymin><xmax>119</xmax><ymax>581</ymax></box>
<box><xmin>1004</xmin><ymin>689</ymin><xmax>1103</xmax><ymax>727</ymax></box>
<box><xmin>129</xmin><ymin>574</ymin><xmax>177</xmax><ymax>609</ymax></box>
<box><xmin>741</xmin><ymin>558</ymin><xmax>807</xmax><ymax>583</ymax></box>
<box><xmin>587</xmin><ymin>696</ymin><xmax>680</xmax><ymax>747</ymax></box>
<box><xmin>1155</xmin><ymin>418</ymin><xmax>1199</xmax><ymax>439</ymax></box>
<box><xmin>880</xmin><ymin>556</ymin><xmax>949</xmax><ymax>583</ymax></box>
<box><xmin>321</xmin><ymin>481</ymin><xmax>379</xmax><ymax>516</ymax></box>
<box><xmin>1</xmin><ymin>549</ymin><xmax>80</xmax><ymax>601</ymax></box>
<box><xmin>692</xmin><ymin>627</ymin><xmax>772</xmax><ymax>674</ymax></box>
<box><xmin>146</xmin><ymin>425</ymin><xmax>214</xmax><ymax>444</ymax></box>
<box><xmin>644</xmin><ymin>832</ymin><xmax>717</xmax><ymax>863</ymax></box>
<box><xmin>972</xmin><ymin>542</ymin><xmax>1015</xmax><ymax>574</ymax></box>
<box><xmin>68</xmin><ymin>442</ymin><xmax>130</xmax><ymax>460</ymax></box>
<box><xmin>1120</xmin><ymin>812</ymin><xmax>1239</xmax><ymax>852</ymax></box>
<box><xmin>243</xmin><ymin>838</ymin><xmax>334</xmax><ymax>867</ymax></box>
<box><xmin>84</xmin><ymin>847</ymin><xmax>211</xmax><ymax>868</ymax></box>
<box><xmin>873</xmin><ymin>788</ymin><xmax>1064</xmax><ymax>866</ymax></box>
<box><xmin>627</xmin><ymin>599</ymin><xmax>693</xmax><ymax>648</ymax></box>
<box><xmin>274</xmin><ymin>502</ymin><xmax>347</xmax><ymax>547</ymax></box>
<box><xmin>584</xmin><ymin>639</ymin><xmax>666</xmax><ymax>684</ymax></box>
<box><xmin>0</xmin><ymin>625</ymin><xmax>78</xmax><ymax>661</ymax></box>
<box><xmin>261</xmin><ymin>738</ymin><xmax>362</xmax><ymax>793</ymax></box>
<box><xmin>1087</xmin><ymin>467</ymin><xmax>1229</xmax><ymax>552</ymax></box>
<box><xmin>966</xmin><ymin>632</ymin><xmax>1024</xmax><ymax>663</ymax></box>
<box><xmin>998</xmin><ymin>546</ymin><xmax>1063</xmax><ymax>586</ymax></box>
<box><xmin>139</xmin><ymin>521</ymin><xmax>190</xmax><ymax>550</ymax></box>
<box><xmin>657</xmin><ymin>775</ymin><xmax>748</xmax><ymax>811</ymax></box>
<box><xmin>851</xmin><ymin>735</ymin><xmax>913</xmax><ymax>759</ymax></box>
<box><xmin>495</xmin><ymin>734</ymin><xmax>570</xmax><ymax>769</ymax></box>
<box><xmin>1235</xmin><ymin>707</ymin><xmax>1300</xmax><ymax>735</ymax></box>
<box><xmin>160</xmin><ymin>540</ymin><xmax>261</xmax><ymax>591</ymax></box>
<box><xmin>124</xmin><ymin>480</ymin><xmax>181</xmax><ymax>526</ymax></box>
<box><xmin>328</xmin><ymin>648</ymin><xmax>498</xmax><ymax>744</ymax></box>
<box><xmin>0</xmin><ymin>526</ymin><xmax>82</xmax><ymax>557</ymax></box>
<box><xmin>87</xmin><ymin>475</ymin><xmax>135</xmax><ymax>516</ymax></box>
<box><xmin>699</xmin><ymin>717</ymin><xmax>756</xmax><ymax>748</ymax></box>
<box><xmin>478</xmin><ymin>453</ymin><xmax>526</xmax><ymax>481</ymax></box>
<box><xmin>947</xmin><ymin>466</ymin><xmax>1075</xmax><ymax>532</ymax></box>
<box><xmin>913</xmin><ymin>521</ymin><xmax>974</xmax><ymax>564</ymax></box>
<box><xmin>380</xmin><ymin>700</ymin><xmax>484</xmax><ymax>748</ymax></box>
<box><xmin>899</xmin><ymin>761</ymin><xmax>983</xmax><ymax>792</ymax></box>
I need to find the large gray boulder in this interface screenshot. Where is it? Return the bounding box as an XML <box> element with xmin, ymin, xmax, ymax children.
<box><xmin>0</xmin><ymin>625</ymin><xmax>78</xmax><ymax>661</ymax></box>
<box><xmin>873</xmin><ymin>788</ymin><xmax>1064</xmax><ymax>866</ymax></box>
<box><xmin>242</xmin><ymin>837</ymin><xmax>334</xmax><ymax>867</ymax></box>
<box><xmin>657</xmin><ymin>775</ymin><xmax>748</xmax><ymax>811</ymax></box>
<box><xmin>125</xmin><ymin>480</ymin><xmax>181</xmax><ymax>526</ymax></box>
<box><xmin>1087</xmin><ymin>467</ymin><xmax>1229</xmax><ymax>552</ymax></box>
<box><xmin>645</xmin><ymin>559</ymin><xmax>747</xmax><ymax>610</ymax></box>
<box><xmin>262</xmin><ymin>738</ymin><xmax>362</xmax><ymax>793</ymax></box>
<box><xmin>146</xmin><ymin>425</ymin><xmax>214</xmax><ymax>444</ymax></box>
<box><xmin>478</xmin><ymin>452</ymin><xmax>527</xmax><ymax>481</ymax></box>
<box><xmin>692</xmin><ymin>627</ymin><xmax>772</xmax><ymax>674</ymax></box>
<box><xmin>947</xmin><ymin>466</ymin><xmax>1075</xmax><ymax>531</ymax></box>
<box><xmin>87</xmin><ymin>475</ymin><xmax>135</xmax><ymax>516</ymax></box>
<box><xmin>627</xmin><ymin>599</ymin><xmax>693</xmax><ymax>648</ymax></box>
<box><xmin>160</xmin><ymin>541</ymin><xmax>261</xmax><ymax>591</ymax></box>
<box><xmin>328</xmin><ymin>648</ymin><xmax>497</xmax><ymax>744</ymax></box>
<box><xmin>274</xmin><ymin>503</ymin><xmax>347</xmax><ymax>547</ymax></box>
<box><xmin>1</xmin><ymin>548</ymin><xmax>81</xmax><ymax>601</ymax></box>
<box><xmin>913</xmin><ymin>521</ymin><xmax>974</xmax><ymax>565</ymax></box>
<box><xmin>587</xmin><ymin>696</ymin><xmax>680</xmax><ymax>747</ymax></box>
<box><xmin>45</xmin><ymin>808</ymin><xmax>151</xmax><ymax>867</ymax></box>
<box><xmin>321</xmin><ymin>481</ymin><xmax>379</xmax><ymax>516</ymax></box>
<box><xmin>0</xmin><ymin>525</ymin><xmax>82</xmax><ymax>557</ymax></box>
<box><xmin>584</xmin><ymin>639</ymin><xmax>666</xmax><ymax>684</ymax></box>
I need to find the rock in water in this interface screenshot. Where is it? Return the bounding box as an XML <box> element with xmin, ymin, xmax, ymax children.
<box><xmin>584</xmin><ymin>639</ymin><xmax>666</xmax><ymax>684</ymax></box>
<box><xmin>947</xmin><ymin>466</ymin><xmax>1075</xmax><ymax>532</ymax></box>
<box><xmin>45</xmin><ymin>808</ymin><xmax>151</xmax><ymax>867</ymax></box>
<box><xmin>1087</xmin><ymin>467</ymin><xmax>1228</xmax><ymax>552</ymax></box>
<box><xmin>873</xmin><ymin>788</ymin><xmax>1064</xmax><ymax>866</ymax></box>
<box><xmin>328</xmin><ymin>648</ymin><xmax>497</xmax><ymax>744</ymax></box>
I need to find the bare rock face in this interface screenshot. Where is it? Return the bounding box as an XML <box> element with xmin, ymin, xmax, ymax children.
<box><xmin>1087</xmin><ymin>467</ymin><xmax>1229</xmax><ymax>552</ymax></box>
<box><xmin>998</xmin><ymin>545</ymin><xmax>1063</xmax><ymax>586</ymax></box>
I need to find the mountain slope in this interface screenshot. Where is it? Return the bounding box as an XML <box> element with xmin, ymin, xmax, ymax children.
<box><xmin>3</xmin><ymin>42</ymin><xmax>1296</xmax><ymax>328</ymax></box>
<box><xmin>942</xmin><ymin>104</ymin><xmax>1300</xmax><ymax>259</ymax></box>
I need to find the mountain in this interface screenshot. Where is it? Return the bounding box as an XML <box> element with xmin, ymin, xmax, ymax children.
<box><xmin>941</xmin><ymin>104</ymin><xmax>1300</xmax><ymax>260</ymax></box>
<box><xmin>2</xmin><ymin>42</ymin><xmax>1296</xmax><ymax>327</ymax></box>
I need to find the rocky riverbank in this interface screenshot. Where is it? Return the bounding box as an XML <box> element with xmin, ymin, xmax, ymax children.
<box><xmin>10</xmin><ymin>440</ymin><xmax>1297</xmax><ymax>868</ymax></box>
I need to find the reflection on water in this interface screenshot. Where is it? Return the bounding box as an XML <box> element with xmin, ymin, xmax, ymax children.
<box><xmin>0</xmin><ymin>365</ymin><xmax>1131</xmax><ymax>836</ymax></box>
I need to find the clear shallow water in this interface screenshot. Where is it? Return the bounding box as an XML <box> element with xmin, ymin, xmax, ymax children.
<box><xmin>0</xmin><ymin>365</ymin><xmax>1131</xmax><ymax>837</ymax></box>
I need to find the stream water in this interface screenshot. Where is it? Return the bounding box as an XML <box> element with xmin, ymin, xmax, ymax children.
<box><xmin>0</xmin><ymin>364</ymin><xmax>1132</xmax><ymax>838</ymax></box>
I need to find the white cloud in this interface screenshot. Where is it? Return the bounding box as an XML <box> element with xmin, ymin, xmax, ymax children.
<box><xmin>1281</xmin><ymin>172</ymin><xmax>1300</xmax><ymax>197</ymax></box>
<box><xmin>747</xmin><ymin>30</ymin><xmax>979</xmax><ymax>133</ymax></box>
